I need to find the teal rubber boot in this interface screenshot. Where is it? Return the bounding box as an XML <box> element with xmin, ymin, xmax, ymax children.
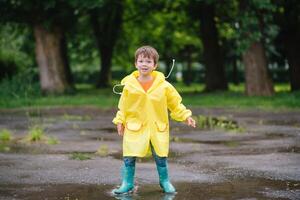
<box><xmin>157</xmin><ymin>165</ymin><xmax>176</xmax><ymax>193</ymax></box>
<box><xmin>112</xmin><ymin>165</ymin><xmax>135</xmax><ymax>194</ymax></box>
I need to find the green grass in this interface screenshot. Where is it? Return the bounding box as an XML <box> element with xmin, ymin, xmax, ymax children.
<box><xmin>195</xmin><ymin>115</ymin><xmax>245</xmax><ymax>133</ymax></box>
<box><xmin>28</xmin><ymin>126</ymin><xmax>45</xmax><ymax>141</ymax></box>
<box><xmin>47</xmin><ymin>136</ymin><xmax>60</xmax><ymax>145</ymax></box>
<box><xmin>0</xmin><ymin>143</ymin><xmax>10</xmax><ymax>152</ymax></box>
<box><xmin>0</xmin><ymin>84</ymin><xmax>118</xmax><ymax>109</ymax></box>
<box><xmin>0</xmin><ymin>129</ymin><xmax>13</xmax><ymax>142</ymax></box>
<box><xmin>23</xmin><ymin>125</ymin><xmax>46</xmax><ymax>142</ymax></box>
<box><xmin>95</xmin><ymin>145</ymin><xmax>109</xmax><ymax>157</ymax></box>
<box><xmin>69</xmin><ymin>152</ymin><xmax>92</xmax><ymax>160</ymax></box>
<box><xmin>0</xmin><ymin>83</ymin><xmax>299</xmax><ymax>110</ymax></box>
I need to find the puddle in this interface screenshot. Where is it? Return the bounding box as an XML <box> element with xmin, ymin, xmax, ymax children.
<box><xmin>1</xmin><ymin>143</ymin><xmax>113</xmax><ymax>157</ymax></box>
<box><xmin>265</xmin><ymin>132</ymin><xmax>291</xmax><ymax>139</ymax></box>
<box><xmin>99</xmin><ymin>127</ymin><xmax>116</xmax><ymax>133</ymax></box>
<box><xmin>262</xmin><ymin>120</ymin><xmax>300</xmax><ymax>127</ymax></box>
<box><xmin>2</xmin><ymin>143</ymin><xmax>48</xmax><ymax>154</ymax></box>
<box><xmin>1</xmin><ymin>178</ymin><xmax>299</xmax><ymax>200</ymax></box>
<box><xmin>278</xmin><ymin>146</ymin><xmax>300</xmax><ymax>153</ymax></box>
<box><xmin>171</xmin><ymin>137</ymin><xmax>241</xmax><ymax>147</ymax></box>
<box><xmin>83</xmin><ymin>135</ymin><xmax>117</xmax><ymax>141</ymax></box>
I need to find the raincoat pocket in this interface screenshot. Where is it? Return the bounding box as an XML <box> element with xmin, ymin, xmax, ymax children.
<box><xmin>155</xmin><ymin>121</ymin><xmax>168</xmax><ymax>132</ymax></box>
<box><xmin>154</xmin><ymin>121</ymin><xmax>169</xmax><ymax>146</ymax></box>
<box><xmin>124</xmin><ymin>121</ymin><xmax>143</xmax><ymax>142</ymax></box>
<box><xmin>126</xmin><ymin>122</ymin><xmax>142</xmax><ymax>132</ymax></box>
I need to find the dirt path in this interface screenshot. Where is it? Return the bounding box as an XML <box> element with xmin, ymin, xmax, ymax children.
<box><xmin>0</xmin><ymin>107</ymin><xmax>299</xmax><ymax>199</ymax></box>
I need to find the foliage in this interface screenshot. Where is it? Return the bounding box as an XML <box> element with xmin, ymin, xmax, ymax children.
<box><xmin>0</xmin><ymin>129</ymin><xmax>13</xmax><ymax>152</ymax></box>
<box><xmin>25</xmin><ymin>125</ymin><xmax>46</xmax><ymax>142</ymax></box>
<box><xmin>114</xmin><ymin>0</ymin><xmax>202</xmax><ymax>73</ymax></box>
<box><xmin>69</xmin><ymin>152</ymin><xmax>92</xmax><ymax>160</ymax></box>
<box><xmin>47</xmin><ymin>136</ymin><xmax>60</xmax><ymax>145</ymax></box>
<box><xmin>0</xmin><ymin>23</ymin><xmax>35</xmax><ymax>79</ymax></box>
<box><xmin>95</xmin><ymin>145</ymin><xmax>109</xmax><ymax>157</ymax></box>
<box><xmin>234</xmin><ymin>0</ymin><xmax>279</xmax><ymax>54</ymax></box>
<box><xmin>0</xmin><ymin>0</ymin><xmax>297</xmax><ymax>94</ymax></box>
<box><xmin>0</xmin><ymin>0</ymin><xmax>76</xmax><ymax>29</ymax></box>
<box><xmin>0</xmin><ymin>143</ymin><xmax>10</xmax><ymax>152</ymax></box>
<box><xmin>23</xmin><ymin>125</ymin><xmax>60</xmax><ymax>144</ymax></box>
<box><xmin>0</xmin><ymin>68</ymin><xmax>41</xmax><ymax>100</ymax></box>
<box><xmin>196</xmin><ymin>115</ymin><xmax>244</xmax><ymax>132</ymax></box>
<box><xmin>0</xmin><ymin>129</ymin><xmax>13</xmax><ymax>142</ymax></box>
<box><xmin>67</xmin><ymin>15</ymin><xmax>100</xmax><ymax>83</ymax></box>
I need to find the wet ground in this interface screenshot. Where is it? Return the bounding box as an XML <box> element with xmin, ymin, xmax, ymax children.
<box><xmin>0</xmin><ymin>107</ymin><xmax>299</xmax><ymax>200</ymax></box>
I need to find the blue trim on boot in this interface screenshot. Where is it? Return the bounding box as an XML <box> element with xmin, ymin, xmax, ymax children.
<box><xmin>157</xmin><ymin>165</ymin><xmax>176</xmax><ymax>193</ymax></box>
<box><xmin>112</xmin><ymin>165</ymin><xmax>135</xmax><ymax>194</ymax></box>
<box><xmin>150</xmin><ymin>143</ymin><xmax>176</xmax><ymax>193</ymax></box>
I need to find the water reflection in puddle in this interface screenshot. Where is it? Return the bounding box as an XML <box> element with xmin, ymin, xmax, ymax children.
<box><xmin>1</xmin><ymin>178</ymin><xmax>299</xmax><ymax>200</ymax></box>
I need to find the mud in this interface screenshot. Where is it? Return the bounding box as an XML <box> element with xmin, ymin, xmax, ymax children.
<box><xmin>0</xmin><ymin>107</ymin><xmax>300</xmax><ymax>199</ymax></box>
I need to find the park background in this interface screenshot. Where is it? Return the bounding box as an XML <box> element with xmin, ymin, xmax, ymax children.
<box><xmin>1</xmin><ymin>1</ymin><xmax>300</xmax><ymax>200</ymax></box>
<box><xmin>0</xmin><ymin>0</ymin><xmax>299</xmax><ymax>110</ymax></box>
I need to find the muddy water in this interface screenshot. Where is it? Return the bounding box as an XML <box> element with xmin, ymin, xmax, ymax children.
<box><xmin>1</xmin><ymin>178</ymin><xmax>299</xmax><ymax>200</ymax></box>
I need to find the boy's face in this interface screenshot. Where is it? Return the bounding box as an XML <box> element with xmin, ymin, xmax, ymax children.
<box><xmin>135</xmin><ymin>55</ymin><xmax>157</xmax><ymax>76</ymax></box>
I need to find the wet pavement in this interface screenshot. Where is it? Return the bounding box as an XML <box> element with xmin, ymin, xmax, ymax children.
<box><xmin>0</xmin><ymin>107</ymin><xmax>300</xmax><ymax>200</ymax></box>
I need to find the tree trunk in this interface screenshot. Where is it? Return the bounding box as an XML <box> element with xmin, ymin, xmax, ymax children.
<box><xmin>90</xmin><ymin>0</ymin><xmax>123</xmax><ymax>88</ymax></box>
<box><xmin>34</xmin><ymin>24</ymin><xmax>74</xmax><ymax>94</ymax></box>
<box><xmin>242</xmin><ymin>42</ymin><xmax>274</xmax><ymax>96</ymax></box>
<box><xmin>185</xmin><ymin>59</ymin><xmax>192</xmax><ymax>86</ymax></box>
<box><xmin>199</xmin><ymin>2</ymin><xmax>228</xmax><ymax>92</ymax></box>
<box><xmin>281</xmin><ymin>0</ymin><xmax>300</xmax><ymax>91</ymax></box>
<box><xmin>232</xmin><ymin>59</ymin><xmax>239</xmax><ymax>85</ymax></box>
<box><xmin>98</xmin><ymin>46</ymin><xmax>113</xmax><ymax>88</ymax></box>
<box><xmin>183</xmin><ymin>46</ymin><xmax>193</xmax><ymax>86</ymax></box>
<box><xmin>285</xmin><ymin>34</ymin><xmax>300</xmax><ymax>91</ymax></box>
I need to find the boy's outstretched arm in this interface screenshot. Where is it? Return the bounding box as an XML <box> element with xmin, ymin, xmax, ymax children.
<box><xmin>185</xmin><ymin>116</ymin><xmax>196</xmax><ymax>128</ymax></box>
<box><xmin>166</xmin><ymin>83</ymin><xmax>196</xmax><ymax>128</ymax></box>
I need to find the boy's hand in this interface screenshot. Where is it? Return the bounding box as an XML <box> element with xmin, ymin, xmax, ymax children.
<box><xmin>185</xmin><ymin>116</ymin><xmax>196</xmax><ymax>128</ymax></box>
<box><xmin>117</xmin><ymin>123</ymin><xmax>124</xmax><ymax>136</ymax></box>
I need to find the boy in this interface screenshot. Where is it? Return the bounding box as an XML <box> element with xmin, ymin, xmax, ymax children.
<box><xmin>112</xmin><ymin>45</ymin><xmax>196</xmax><ymax>194</ymax></box>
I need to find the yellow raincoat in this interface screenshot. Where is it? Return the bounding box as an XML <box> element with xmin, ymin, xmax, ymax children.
<box><xmin>112</xmin><ymin>70</ymin><xmax>192</xmax><ymax>157</ymax></box>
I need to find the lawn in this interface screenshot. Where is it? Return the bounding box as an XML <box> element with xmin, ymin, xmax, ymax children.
<box><xmin>0</xmin><ymin>83</ymin><xmax>299</xmax><ymax>110</ymax></box>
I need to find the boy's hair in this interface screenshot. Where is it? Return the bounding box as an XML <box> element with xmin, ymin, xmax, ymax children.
<box><xmin>135</xmin><ymin>46</ymin><xmax>159</xmax><ymax>64</ymax></box>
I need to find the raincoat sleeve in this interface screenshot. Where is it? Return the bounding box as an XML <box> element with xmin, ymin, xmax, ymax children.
<box><xmin>112</xmin><ymin>89</ymin><xmax>127</xmax><ymax>125</ymax></box>
<box><xmin>166</xmin><ymin>83</ymin><xmax>192</xmax><ymax>121</ymax></box>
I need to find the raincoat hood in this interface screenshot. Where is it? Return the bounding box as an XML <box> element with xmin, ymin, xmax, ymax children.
<box><xmin>120</xmin><ymin>70</ymin><xmax>165</xmax><ymax>92</ymax></box>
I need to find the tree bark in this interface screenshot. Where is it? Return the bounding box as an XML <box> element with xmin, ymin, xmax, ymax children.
<box><xmin>285</xmin><ymin>34</ymin><xmax>300</xmax><ymax>91</ymax></box>
<box><xmin>232</xmin><ymin>59</ymin><xmax>239</xmax><ymax>85</ymax></box>
<box><xmin>34</xmin><ymin>24</ymin><xmax>74</xmax><ymax>94</ymax></box>
<box><xmin>281</xmin><ymin>1</ymin><xmax>300</xmax><ymax>91</ymax></box>
<box><xmin>183</xmin><ymin>46</ymin><xmax>193</xmax><ymax>86</ymax></box>
<box><xmin>242</xmin><ymin>42</ymin><xmax>274</xmax><ymax>96</ymax></box>
<box><xmin>282</xmin><ymin>31</ymin><xmax>300</xmax><ymax>91</ymax></box>
<box><xmin>199</xmin><ymin>2</ymin><xmax>228</xmax><ymax>92</ymax></box>
<box><xmin>90</xmin><ymin>0</ymin><xmax>123</xmax><ymax>88</ymax></box>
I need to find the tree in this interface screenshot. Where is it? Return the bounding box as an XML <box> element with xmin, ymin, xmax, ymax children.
<box><xmin>188</xmin><ymin>0</ymin><xmax>228</xmax><ymax>92</ymax></box>
<box><xmin>275</xmin><ymin>0</ymin><xmax>300</xmax><ymax>91</ymax></box>
<box><xmin>34</xmin><ymin>24</ymin><xmax>74</xmax><ymax>94</ymax></box>
<box><xmin>237</xmin><ymin>0</ymin><xmax>275</xmax><ymax>96</ymax></box>
<box><xmin>0</xmin><ymin>0</ymin><xmax>75</xmax><ymax>94</ymax></box>
<box><xmin>89</xmin><ymin>0</ymin><xmax>124</xmax><ymax>88</ymax></box>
